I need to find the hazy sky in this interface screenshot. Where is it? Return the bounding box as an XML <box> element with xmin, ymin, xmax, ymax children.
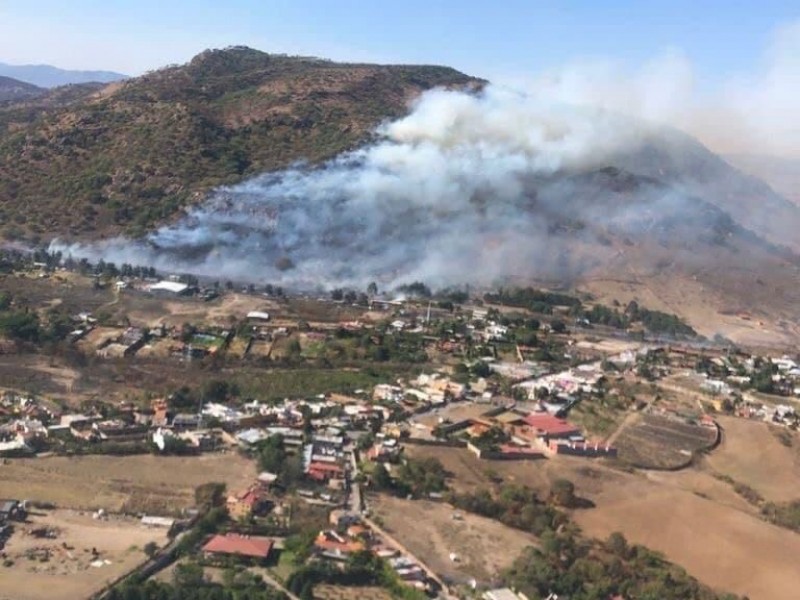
<box><xmin>0</xmin><ymin>0</ymin><xmax>795</xmax><ymax>79</ymax></box>
<box><xmin>1</xmin><ymin>1</ymin><xmax>797</xmax><ymax>157</ymax></box>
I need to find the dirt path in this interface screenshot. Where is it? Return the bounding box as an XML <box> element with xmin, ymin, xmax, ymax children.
<box><xmin>364</xmin><ymin>515</ymin><xmax>457</xmax><ymax>600</ymax></box>
<box><xmin>604</xmin><ymin>410</ymin><xmax>640</xmax><ymax>446</ymax></box>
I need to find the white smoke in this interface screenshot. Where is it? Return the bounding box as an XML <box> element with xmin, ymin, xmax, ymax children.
<box><xmin>506</xmin><ymin>20</ymin><xmax>800</xmax><ymax>159</ymax></box>
<box><xmin>53</xmin><ymin>85</ymin><xmax>670</xmax><ymax>288</ymax></box>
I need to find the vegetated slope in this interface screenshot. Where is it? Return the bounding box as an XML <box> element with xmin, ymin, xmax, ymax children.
<box><xmin>0</xmin><ymin>46</ymin><xmax>481</xmax><ymax>240</ymax></box>
<box><xmin>0</xmin><ymin>62</ymin><xmax>127</xmax><ymax>88</ymax></box>
<box><xmin>551</xmin><ymin>168</ymin><xmax>800</xmax><ymax>340</ymax></box>
<box><xmin>0</xmin><ymin>75</ymin><xmax>45</xmax><ymax>103</ymax></box>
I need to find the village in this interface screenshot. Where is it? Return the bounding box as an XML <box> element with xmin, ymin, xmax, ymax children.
<box><xmin>0</xmin><ymin>251</ymin><xmax>799</xmax><ymax>600</ymax></box>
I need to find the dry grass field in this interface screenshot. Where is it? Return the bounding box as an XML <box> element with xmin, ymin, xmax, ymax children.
<box><xmin>705</xmin><ymin>416</ymin><xmax>800</xmax><ymax>502</ymax></box>
<box><xmin>573</xmin><ymin>473</ymin><xmax>800</xmax><ymax>600</ymax></box>
<box><xmin>0</xmin><ymin>453</ymin><xmax>255</xmax><ymax>514</ymax></box>
<box><xmin>0</xmin><ymin>509</ymin><xmax>167</xmax><ymax>600</ymax></box>
<box><xmin>405</xmin><ymin>444</ymin><xmax>800</xmax><ymax>600</ymax></box>
<box><xmin>371</xmin><ymin>496</ymin><xmax>537</xmax><ymax>585</ymax></box>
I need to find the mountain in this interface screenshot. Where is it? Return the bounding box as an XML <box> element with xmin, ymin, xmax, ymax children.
<box><xmin>0</xmin><ymin>75</ymin><xmax>45</xmax><ymax>103</ymax></box>
<box><xmin>724</xmin><ymin>153</ymin><xmax>800</xmax><ymax>207</ymax></box>
<box><xmin>0</xmin><ymin>46</ymin><xmax>481</xmax><ymax>239</ymax></box>
<box><xmin>0</xmin><ymin>62</ymin><xmax>127</xmax><ymax>88</ymax></box>
<box><xmin>611</xmin><ymin>130</ymin><xmax>800</xmax><ymax>253</ymax></box>
<box><xmin>2</xmin><ymin>46</ymin><xmax>800</xmax><ymax>341</ymax></box>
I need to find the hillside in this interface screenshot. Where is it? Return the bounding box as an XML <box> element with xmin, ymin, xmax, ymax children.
<box><xmin>0</xmin><ymin>46</ymin><xmax>481</xmax><ymax>240</ymax></box>
<box><xmin>0</xmin><ymin>75</ymin><xmax>44</xmax><ymax>103</ymax></box>
<box><xmin>0</xmin><ymin>62</ymin><xmax>127</xmax><ymax>88</ymax></box>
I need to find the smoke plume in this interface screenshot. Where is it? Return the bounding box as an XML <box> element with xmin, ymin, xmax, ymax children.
<box><xmin>52</xmin><ymin>22</ymin><xmax>800</xmax><ymax>289</ymax></box>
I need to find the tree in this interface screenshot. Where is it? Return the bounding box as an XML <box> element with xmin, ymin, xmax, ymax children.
<box><xmin>606</xmin><ymin>532</ymin><xmax>629</xmax><ymax>559</ymax></box>
<box><xmin>202</xmin><ymin>379</ymin><xmax>238</xmax><ymax>403</ymax></box>
<box><xmin>550</xmin><ymin>478</ymin><xmax>577</xmax><ymax>507</ymax></box>
<box><xmin>300</xmin><ymin>582</ymin><xmax>314</xmax><ymax>600</ymax></box>
<box><xmin>0</xmin><ymin>310</ymin><xmax>40</xmax><ymax>342</ymax></box>
<box><xmin>367</xmin><ymin>281</ymin><xmax>378</xmax><ymax>296</ymax></box>
<box><xmin>287</xmin><ymin>338</ymin><xmax>302</xmax><ymax>357</ymax></box>
<box><xmin>258</xmin><ymin>434</ymin><xmax>287</xmax><ymax>474</ymax></box>
<box><xmin>550</xmin><ymin>320</ymin><xmax>567</xmax><ymax>334</ymax></box>
<box><xmin>372</xmin><ymin>463</ymin><xmax>393</xmax><ymax>490</ymax></box>
<box><xmin>173</xmin><ymin>561</ymin><xmax>205</xmax><ymax>587</ymax></box>
<box><xmin>195</xmin><ymin>482</ymin><xmax>226</xmax><ymax>509</ymax></box>
<box><xmin>143</xmin><ymin>541</ymin><xmax>159</xmax><ymax>559</ymax></box>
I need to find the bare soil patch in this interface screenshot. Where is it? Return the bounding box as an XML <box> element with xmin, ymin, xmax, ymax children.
<box><xmin>371</xmin><ymin>495</ymin><xmax>537</xmax><ymax>585</ymax></box>
<box><xmin>0</xmin><ymin>509</ymin><xmax>166</xmax><ymax>600</ymax></box>
<box><xmin>0</xmin><ymin>453</ymin><xmax>255</xmax><ymax>514</ymax></box>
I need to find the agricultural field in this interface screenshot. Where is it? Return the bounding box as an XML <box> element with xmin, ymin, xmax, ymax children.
<box><xmin>314</xmin><ymin>584</ymin><xmax>394</xmax><ymax>600</ymax></box>
<box><xmin>0</xmin><ymin>453</ymin><xmax>255</xmax><ymax>514</ymax></box>
<box><xmin>371</xmin><ymin>496</ymin><xmax>538</xmax><ymax>585</ymax></box>
<box><xmin>613</xmin><ymin>413</ymin><xmax>718</xmax><ymax>469</ymax></box>
<box><xmin>0</xmin><ymin>509</ymin><xmax>167</xmax><ymax>600</ymax></box>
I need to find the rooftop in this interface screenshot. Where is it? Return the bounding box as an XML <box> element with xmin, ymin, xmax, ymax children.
<box><xmin>149</xmin><ymin>281</ymin><xmax>189</xmax><ymax>294</ymax></box>
<box><xmin>523</xmin><ymin>413</ymin><xmax>580</xmax><ymax>436</ymax></box>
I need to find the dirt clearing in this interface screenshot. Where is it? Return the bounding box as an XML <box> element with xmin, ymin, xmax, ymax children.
<box><xmin>0</xmin><ymin>453</ymin><xmax>255</xmax><ymax>514</ymax></box>
<box><xmin>371</xmin><ymin>495</ymin><xmax>537</xmax><ymax>585</ymax></box>
<box><xmin>0</xmin><ymin>509</ymin><xmax>166</xmax><ymax>600</ymax></box>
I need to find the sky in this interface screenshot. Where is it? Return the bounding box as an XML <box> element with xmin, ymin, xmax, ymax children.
<box><xmin>0</xmin><ymin>1</ymin><xmax>797</xmax><ymax>156</ymax></box>
<box><xmin>0</xmin><ymin>0</ymin><xmax>794</xmax><ymax>78</ymax></box>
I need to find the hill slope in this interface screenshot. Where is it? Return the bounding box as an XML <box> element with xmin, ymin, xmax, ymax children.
<box><xmin>0</xmin><ymin>46</ymin><xmax>481</xmax><ymax>240</ymax></box>
<box><xmin>0</xmin><ymin>75</ymin><xmax>45</xmax><ymax>103</ymax></box>
<box><xmin>0</xmin><ymin>62</ymin><xmax>127</xmax><ymax>88</ymax></box>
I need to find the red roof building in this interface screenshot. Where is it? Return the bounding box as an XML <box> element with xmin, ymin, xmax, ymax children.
<box><xmin>307</xmin><ymin>461</ymin><xmax>345</xmax><ymax>481</ymax></box>
<box><xmin>202</xmin><ymin>534</ymin><xmax>273</xmax><ymax>559</ymax></box>
<box><xmin>522</xmin><ymin>414</ymin><xmax>581</xmax><ymax>439</ymax></box>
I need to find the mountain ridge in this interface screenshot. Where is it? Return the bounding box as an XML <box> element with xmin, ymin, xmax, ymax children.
<box><xmin>0</xmin><ymin>61</ymin><xmax>127</xmax><ymax>88</ymax></box>
<box><xmin>0</xmin><ymin>46</ymin><xmax>481</xmax><ymax>239</ymax></box>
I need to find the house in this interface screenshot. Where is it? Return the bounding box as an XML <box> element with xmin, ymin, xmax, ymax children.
<box><xmin>256</xmin><ymin>471</ymin><xmax>279</xmax><ymax>489</ymax></box>
<box><xmin>313</xmin><ymin>530</ymin><xmax>366</xmax><ymax>555</ymax></box>
<box><xmin>202</xmin><ymin>533</ymin><xmax>273</xmax><ymax>561</ymax></box>
<box><xmin>548</xmin><ymin>439</ymin><xmax>617</xmax><ymax>458</ymax></box>
<box><xmin>140</xmin><ymin>515</ymin><xmax>176</xmax><ymax>530</ymax></box>
<box><xmin>521</xmin><ymin>413</ymin><xmax>581</xmax><ymax>440</ymax></box>
<box><xmin>227</xmin><ymin>488</ymin><xmax>268</xmax><ymax>520</ymax></box>
<box><xmin>151</xmin><ymin>398</ymin><xmax>169</xmax><ymax>427</ymax></box>
<box><xmin>172</xmin><ymin>413</ymin><xmax>202</xmax><ymax>430</ymax></box>
<box><xmin>247</xmin><ymin>311</ymin><xmax>271</xmax><ymax>322</ymax></box>
<box><xmin>148</xmin><ymin>281</ymin><xmax>191</xmax><ymax>296</ymax></box>
<box><xmin>483</xmin><ymin>589</ymin><xmax>525</xmax><ymax>600</ymax></box>
<box><xmin>307</xmin><ymin>461</ymin><xmax>345</xmax><ymax>482</ymax></box>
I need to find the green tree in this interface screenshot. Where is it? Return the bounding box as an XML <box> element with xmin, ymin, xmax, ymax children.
<box><xmin>550</xmin><ymin>478</ymin><xmax>577</xmax><ymax>507</ymax></box>
<box><xmin>143</xmin><ymin>541</ymin><xmax>159</xmax><ymax>559</ymax></box>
